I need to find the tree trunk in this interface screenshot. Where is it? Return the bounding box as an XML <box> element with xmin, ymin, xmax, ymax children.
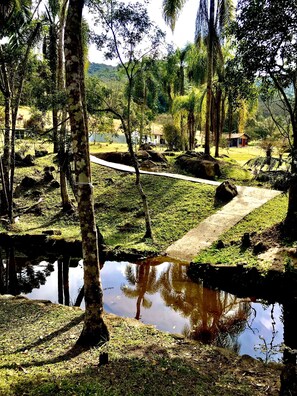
<box><xmin>1</xmin><ymin>96</ymin><xmax>10</xmax><ymax>213</ymax></box>
<box><xmin>284</xmin><ymin>109</ymin><xmax>297</xmax><ymax>237</ymax></box>
<box><xmin>126</xmin><ymin>131</ymin><xmax>153</xmax><ymax>239</ymax></box>
<box><xmin>214</xmin><ymin>87</ymin><xmax>222</xmax><ymax>158</ymax></box>
<box><xmin>188</xmin><ymin>112</ymin><xmax>195</xmax><ymax>151</ymax></box>
<box><xmin>126</xmin><ymin>77</ymin><xmax>153</xmax><ymax>240</ymax></box>
<box><xmin>65</xmin><ymin>0</ymin><xmax>109</xmax><ymax>346</ymax></box>
<box><xmin>284</xmin><ymin>138</ymin><xmax>297</xmax><ymax>237</ymax></box>
<box><xmin>204</xmin><ymin>0</ymin><xmax>215</xmax><ymax>156</ymax></box>
<box><xmin>57</xmin><ymin>0</ymin><xmax>73</xmax><ymax>211</ymax></box>
<box><xmin>280</xmin><ymin>300</ymin><xmax>297</xmax><ymax>395</ymax></box>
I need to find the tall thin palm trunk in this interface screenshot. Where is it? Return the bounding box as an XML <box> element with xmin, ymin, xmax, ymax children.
<box><xmin>204</xmin><ymin>0</ymin><xmax>215</xmax><ymax>156</ymax></box>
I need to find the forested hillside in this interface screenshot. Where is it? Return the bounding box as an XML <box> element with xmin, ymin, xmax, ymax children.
<box><xmin>88</xmin><ymin>62</ymin><xmax>120</xmax><ymax>82</ymax></box>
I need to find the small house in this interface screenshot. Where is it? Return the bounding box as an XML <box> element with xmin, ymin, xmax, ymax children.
<box><xmin>226</xmin><ymin>133</ymin><xmax>250</xmax><ymax>148</ymax></box>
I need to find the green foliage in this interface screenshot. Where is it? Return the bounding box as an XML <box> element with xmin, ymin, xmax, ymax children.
<box><xmin>88</xmin><ymin>62</ymin><xmax>120</xmax><ymax>80</ymax></box>
<box><xmin>194</xmin><ymin>194</ymin><xmax>288</xmax><ymax>267</ymax></box>
<box><xmin>233</xmin><ymin>0</ymin><xmax>297</xmax><ymax>157</ymax></box>
<box><xmin>219</xmin><ymin>160</ymin><xmax>253</xmax><ymax>183</ymax></box>
<box><xmin>163</xmin><ymin>123</ymin><xmax>182</xmax><ymax>150</ymax></box>
<box><xmin>23</xmin><ymin>109</ymin><xmax>45</xmax><ymax>133</ymax></box>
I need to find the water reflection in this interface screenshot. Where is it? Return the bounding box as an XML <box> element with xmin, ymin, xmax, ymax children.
<box><xmin>280</xmin><ymin>299</ymin><xmax>297</xmax><ymax>394</ymax></box>
<box><xmin>0</xmin><ymin>247</ymin><xmax>54</xmax><ymax>295</ymax></box>
<box><xmin>0</xmin><ymin>251</ymin><xmax>290</xmax><ymax>363</ymax></box>
<box><xmin>157</xmin><ymin>262</ymin><xmax>249</xmax><ymax>353</ymax></box>
<box><xmin>121</xmin><ymin>264</ymin><xmax>159</xmax><ymax>320</ymax></box>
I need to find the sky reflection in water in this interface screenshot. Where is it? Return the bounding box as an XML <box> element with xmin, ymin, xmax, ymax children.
<box><xmin>24</xmin><ymin>259</ymin><xmax>284</xmax><ymax>362</ymax></box>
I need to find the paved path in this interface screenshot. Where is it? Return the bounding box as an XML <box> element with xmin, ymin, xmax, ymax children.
<box><xmin>90</xmin><ymin>155</ymin><xmax>220</xmax><ymax>186</ymax></box>
<box><xmin>90</xmin><ymin>155</ymin><xmax>281</xmax><ymax>263</ymax></box>
<box><xmin>165</xmin><ymin>186</ymin><xmax>281</xmax><ymax>262</ymax></box>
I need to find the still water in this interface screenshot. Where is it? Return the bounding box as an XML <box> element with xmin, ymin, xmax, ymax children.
<box><xmin>0</xmin><ymin>255</ymin><xmax>285</xmax><ymax>362</ymax></box>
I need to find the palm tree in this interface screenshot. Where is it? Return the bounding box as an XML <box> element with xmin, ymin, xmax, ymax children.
<box><xmin>163</xmin><ymin>0</ymin><xmax>234</xmax><ymax>155</ymax></box>
<box><xmin>43</xmin><ymin>0</ymin><xmax>60</xmax><ymax>153</ymax></box>
<box><xmin>173</xmin><ymin>88</ymin><xmax>203</xmax><ymax>150</ymax></box>
<box><xmin>43</xmin><ymin>0</ymin><xmax>73</xmax><ymax>211</ymax></box>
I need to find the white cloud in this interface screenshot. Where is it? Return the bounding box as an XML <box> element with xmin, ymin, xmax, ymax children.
<box><xmin>86</xmin><ymin>0</ymin><xmax>197</xmax><ymax>64</ymax></box>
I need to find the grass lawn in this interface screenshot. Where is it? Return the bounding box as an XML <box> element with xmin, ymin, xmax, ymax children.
<box><xmin>0</xmin><ymin>296</ymin><xmax>281</xmax><ymax>396</ymax></box>
<box><xmin>0</xmin><ymin>140</ymin><xmax>291</xmax><ymax>265</ymax></box>
<box><xmin>3</xmin><ymin>146</ymin><xmax>218</xmax><ymax>254</ymax></box>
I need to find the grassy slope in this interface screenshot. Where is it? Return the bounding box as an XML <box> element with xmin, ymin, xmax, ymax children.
<box><xmin>0</xmin><ymin>296</ymin><xmax>281</xmax><ymax>396</ymax></box>
<box><xmin>193</xmin><ymin>193</ymin><xmax>288</xmax><ymax>269</ymax></box>
<box><xmin>1</xmin><ymin>141</ymin><xmax>290</xmax><ymax>265</ymax></box>
<box><xmin>5</xmin><ymin>144</ymin><xmax>218</xmax><ymax>253</ymax></box>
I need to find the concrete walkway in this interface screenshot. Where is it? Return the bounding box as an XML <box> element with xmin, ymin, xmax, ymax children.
<box><xmin>90</xmin><ymin>155</ymin><xmax>220</xmax><ymax>186</ymax></box>
<box><xmin>90</xmin><ymin>155</ymin><xmax>281</xmax><ymax>263</ymax></box>
<box><xmin>166</xmin><ymin>186</ymin><xmax>281</xmax><ymax>262</ymax></box>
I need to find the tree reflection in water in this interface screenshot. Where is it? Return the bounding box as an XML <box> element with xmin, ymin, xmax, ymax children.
<box><xmin>121</xmin><ymin>263</ymin><xmax>159</xmax><ymax>320</ymax></box>
<box><xmin>0</xmin><ymin>248</ymin><xmax>54</xmax><ymax>295</ymax></box>
<box><xmin>121</xmin><ymin>260</ymin><xmax>250</xmax><ymax>353</ymax></box>
<box><xmin>1</xmin><ymin>253</ymin><xmax>292</xmax><ymax>369</ymax></box>
<box><xmin>157</xmin><ymin>262</ymin><xmax>250</xmax><ymax>353</ymax></box>
<box><xmin>280</xmin><ymin>299</ymin><xmax>297</xmax><ymax>395</ymax></box>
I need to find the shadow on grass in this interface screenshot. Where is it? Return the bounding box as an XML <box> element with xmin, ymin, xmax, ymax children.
<box><xmin>15</xmin><ymin>314</ymin><xmax>84</xmax><ymax>354</ymax></box>
<box><xmin>24</xmin><ymin>210</ymin><xmax>78</xmax><ymax>233</ymax></box>
<box><xmin>7</xmin><ymin>357</ymin><xmax>204</xmax><ymax>396</ymax></box>
<box><xmin>5</xmin><ymin>350</ymin><xmax>280</xmax><ymax>396</ymax></box>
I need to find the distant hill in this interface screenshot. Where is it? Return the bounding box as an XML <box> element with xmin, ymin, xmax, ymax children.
<box><xmin>88</xmin><ymin>62</ymin><xmax>121</xmax><ymax>83</ymax></box>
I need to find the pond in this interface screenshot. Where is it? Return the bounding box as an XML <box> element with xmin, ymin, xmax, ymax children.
<box><xmin>0</xmin><ymin>251</ymin><xmax>291</xmax><ymax>363</ymax></box>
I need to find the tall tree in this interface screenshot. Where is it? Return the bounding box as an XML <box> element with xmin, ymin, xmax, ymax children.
<box><xmin>43</xmin><ymin>0</ymin><xmax>60</xmax><ymax>153</ymax></box>
<box><xmin>172</xmin><ymin>88</ymin><xmax>203</xmax><ymax>150</ymax></box>
<box><xmin>90</xmin><ymin>0</ymin><xmax>165</xmax><ymax>240</ymax></box>
<box><xmin>233</xmin><ymin>0</ymin><xmax>297</xmax><ymax>237</ymax></box>
<box><xmin>64</xmin><ymin>0</ymin><xmax>109</xmax><ymax>346</ymax></box>
<box><xmin>56</xmin><ymin>0</ymin><xmax>74</xmax><ymax>212</ymax></box>
<box><xmin>163</xmin><ymin>0</ymin><xmax>234</xmax><ymax>154</ymax></box>
<box><xmin>0</xmin><ymin>1</ymin><xmax>41</xmax><ymax>221</ymax></box>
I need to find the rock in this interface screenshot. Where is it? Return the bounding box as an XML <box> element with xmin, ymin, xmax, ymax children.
<box><xmin>42</xmin><ymin>230</ymin><xmax>62</xmax><ymax>236</ymax></box>
<box><xmin>44</xmin><ymin>166</ymin><xmax>55</xmax><ymax>172</ymax></box>
<box><xmin>216</xmin><ymin>240</ymin><xmax>225</xmax><ymax>249</ymax></box>
<box><xmin>35</xmin><ymin>149</ymin><xmax>48</xmax><ymax>158</ymax></box>
<box><xmin>20</xmin><ymin>176</ymin><xmax>38</xmax><ymax>189</ymax></box>
<box><xmin>43</xmin><ymin>171</ymin><xmax>54</xmax><ymax>182</ymax></box>
<box><xmin>15</xmin><ymin>152</ymin><xmax>24</xmax><ymax>165</ymax></box>
<box><xmin>175</xmin><ymin>154</ymin><xmax>221</xmax><ymax>180</ymax></box>
<box><xmin>43</xmin><ymin>166</ymin><xmax>56</xmax><ymax>182</ymax></box>
<box><xmin>137</xmin><ymin>150</ymin><xmax>150</xmax><ymax>161</ymax></box>
<box><xmin>23</xmin><ymin>154</ymin><xmax>35</xmax><ymax>166</ymax></box>
<box><xmin>50</xmin><ymin>180</ymin><xmax>60</xmax><ymax>189</ymax></box>
<box><xmin>253</xmin><ymin>242</ymin><xmax>268</xmax><ymax>255</ymax></box>
<box><xmin>140</xmin><ymin>159</ymin><xmax>158</xmax><ymax>170</ymax></box>
<box><xmin>139</xmin><ymin>143</ymin><xmax>154</xmax><ymax>150</ymax></box>
<box><xmin>241</xmin><ymin>233</ymin><xmax>251</xmax><ymax>248</ymax></box>
<box><xmin>146</xmin><ymin>150</ymin><xmax>168</xmax><ymax>163</ymax></box>
<box><xmin>96</xmin><ymin>152</ymin><xmax>133</xmax><ymax>166</ymax></box>
<box><xmin>215</xmin><ymin>181</ymin><xmax>238</xmax><ymax>202</ymax></box>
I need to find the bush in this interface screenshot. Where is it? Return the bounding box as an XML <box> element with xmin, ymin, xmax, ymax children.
<box><xmin>163</xmin><ymin>123</ymin><xmax>182</xmax><ymax>151</ymax></box>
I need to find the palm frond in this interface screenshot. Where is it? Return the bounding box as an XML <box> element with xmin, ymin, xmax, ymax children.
<box><xmin>162</xmin><ymin>0</ymin><xmax>188</xmax><ymax>31</ymax></box>
<box><xmin>195</xmin><ymin>0</ymin><xmax>208</xmax><ymax>46</ymax></box>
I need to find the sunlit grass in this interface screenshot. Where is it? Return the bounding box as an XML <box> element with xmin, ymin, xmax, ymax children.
<box><xmin>193</xmin><ymin>193</ymin><xmax>288</xmax><ymax>267</ymax></box>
